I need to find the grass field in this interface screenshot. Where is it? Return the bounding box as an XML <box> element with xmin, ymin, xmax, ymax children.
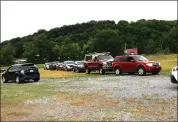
<box><xmin>1</xmin><ymin>54</ymin><xmax>177</xmax><ymax>78</ymax></box>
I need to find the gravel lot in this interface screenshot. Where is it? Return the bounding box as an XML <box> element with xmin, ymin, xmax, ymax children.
<box><xmin>2</xmin><ymin>74</ymin><xmax>177</xmax><ymax>121</ymax></box>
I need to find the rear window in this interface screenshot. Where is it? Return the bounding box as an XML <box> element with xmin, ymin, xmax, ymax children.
<box><xmin>21</xmin><ymin>64</ymin><xmax>37</xmax><ymax>70</ymax></box>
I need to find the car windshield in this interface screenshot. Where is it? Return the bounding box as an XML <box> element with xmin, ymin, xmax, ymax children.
<box><xmin>133</xmin><ymin>55</ymin><xmax>149</xmax><ymax>61</ymax></box>
<box><xmin>76</xmin><ymin>61</ymin><xmax>84</xmax><ymax>65</ymax></box>
<box><xmin>98</xmin><ymin>55</ymin><xmax>113</xmax><ymax>60</ymax></box>
<box><xmin>65</xmin><ymin>61</ymin><xmax>74</xmax><ymax>64</ymax></box>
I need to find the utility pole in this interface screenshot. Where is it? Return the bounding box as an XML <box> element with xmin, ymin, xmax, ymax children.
<box><xmin>124</xmin><ymin>43</ymin><xmax>127</xmax><ymax>54</ymax></box>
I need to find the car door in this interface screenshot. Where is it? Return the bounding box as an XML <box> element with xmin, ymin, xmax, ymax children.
<box><xmin>126</xmin><ymin>56</ymin><xmax>137</xmax><ymax>72</ymax></box>
<box><xmin>119</xmin><ymin>56</ymin><xmax>128</xmax><ymax>72</ymax></box>
<box><xmin>6</xmin><ymin>66</ymin><xmax>17</xmax><ymax>80</ymax></box>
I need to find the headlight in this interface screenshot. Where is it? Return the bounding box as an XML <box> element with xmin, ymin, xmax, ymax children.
<box><xmin>146</xmin><ymin>63</ymin><xmax>152</xmax><ymax>66</ymax></box>
<box><xmin>103</xmin><ymin>62</ymin><xmax>107</xmax><ymax>65</ymax></box>
<box><xmin>20</xmin><ymin>70</ymin><xmax>25</xmax><ymax>75</ymax></box>
<box><xmin>67</xmin><ymin>66</ymin><xmax>70</xmax><ymax>68</ymax></box>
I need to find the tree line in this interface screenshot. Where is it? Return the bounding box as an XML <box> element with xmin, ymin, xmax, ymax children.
<box><xmin>0</xmin><ymin>19</ymin><xmax>177</xmax><ymax>65</ymax></box>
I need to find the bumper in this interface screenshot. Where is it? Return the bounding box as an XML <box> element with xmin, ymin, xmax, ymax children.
<box><xmin>67</xmin><ymin>67</ymin><xmax>73</xmax><ymax>71</ymax></box>
<box><xmin>20</xmin><ymin>74</ymin><xmax>40</xmax><ymax>81</ymax></box>
<box><xmin>103</xmin><ymin>66</ymin><xmax>112</xmax><ymax>70</ymax></box>
<box><xmin>145</xmin><ymin>66</ymin><xmax>161</xmax><ymax>73</ymax></box>
<box><xmin>170</xmin><ymin>75</ymin><xmax>178</xmax><ymax>84</ymax></box>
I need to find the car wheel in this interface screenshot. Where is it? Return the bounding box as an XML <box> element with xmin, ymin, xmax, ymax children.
<box><xmin>73</xmin><ymin>68</ymin><xmax>76</xmax><ymax>72</ymax></box>
<box><xmin>15</xmin><ymin>76</ymin><xmax>21</xmax><ymax>84</ymax></box>
<box><xmin>170</xmin><ymin>75</ymin><xmax>177</xmax><ymax>84</ymax></box>
<box><xmin>137</xmin><ymin>67</ymin><xmax>146</xmax><ymax>76</ymax></box>
<box><xmin>76</xmin><ymin>68</ymin><xmax>79</xmax><ymax>73</ymax></box>
<box><xmin>65</xmin><ymin>68</ymin><xmax>68</xmax><ymax>71</ymax></box>
<box><xmin>2</xmin><ymin>75</ymin><xmax>8</xmax><ymax>83</ymax></box>
<box><xmin>34</xmin><ymin>78</ymin><xmax>40</xmax><ymax>82</ymax></box>
<box><xmin>99</xmin><ymin>67</ymin><xmax>105</xmax><ymax>75</ymax></box>
<box><xmin>85</xmin><ymin>68</ymin><xmax>90</xmax><ymax>74</ymax></box>
<box><xmin>115</xmin><ymin>67</ymin><xmax>122</xmax><ymax>76</ymax></box>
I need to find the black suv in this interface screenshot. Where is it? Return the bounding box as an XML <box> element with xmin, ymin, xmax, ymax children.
<box><xmin>1</xmin><ymin>63</ymin><xmax>40</xmax><ymax>83</ymax></box>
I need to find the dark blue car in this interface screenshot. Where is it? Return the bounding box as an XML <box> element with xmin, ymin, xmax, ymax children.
<box><xmin>73</xmin><ymin>61</ymin><xmax>85</xmax><ymax>73</ymax></box>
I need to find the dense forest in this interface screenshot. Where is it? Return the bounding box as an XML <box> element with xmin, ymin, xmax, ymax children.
<box><xmin>0</xmin><ymin>19</ymin><xmax>177</xmax><ymax>65</ymax></box>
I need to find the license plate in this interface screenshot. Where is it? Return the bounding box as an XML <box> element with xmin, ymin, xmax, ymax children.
<box><xmin>30</xmin><ymin>70</ymin><xmax>34</xmax><ymax>72</ymax></box>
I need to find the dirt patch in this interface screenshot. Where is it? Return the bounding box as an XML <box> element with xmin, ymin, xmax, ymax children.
<box><xmin>54</xmin><ymin>92</ymin><xmax>140</xmax><ymax>107</ymax></box>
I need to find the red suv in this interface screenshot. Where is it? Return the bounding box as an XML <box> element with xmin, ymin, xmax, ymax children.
<box><xmin>112</xmin><ymin>55</ymin><xmax>162</xmax><ymax>76</ymax></box>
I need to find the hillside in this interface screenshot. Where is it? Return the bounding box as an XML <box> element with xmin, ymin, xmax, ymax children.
<box><xmin>0</xmin><ymin>19</ymin><xmax>177</xmax><ymax>64</ymax></box>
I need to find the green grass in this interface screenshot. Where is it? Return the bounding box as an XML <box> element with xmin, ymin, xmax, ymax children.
<box><xmin>146</xmin><ymin>54</ymin><xmax>177</xmax><ymax>75</ymax></box>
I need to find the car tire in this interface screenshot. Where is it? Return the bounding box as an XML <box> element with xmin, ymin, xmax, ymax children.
<box><xmin>99</xmin><ymin>67</ymin><xmax>105</xmax><ymax>75</ymax></box>
<box><xmin>65</xmin><ymin>68</ymin><xmax>68</xmax><ymax>72</ymax></box>
<box><xmin>73</xmin><ymin>68</ymin><xmax>76</xmax><ymax>72</ymax></box>
<box><xmin>115</xmin><ymin>67</ymin><xmax>122</xmax><ymax>76</ymax></box>
<box><xmin>15</xmin><ymin>76</ymin><xmax>21</xmax><ymax>84</ymax></box>
<box><xmin>2</xmin><ymin>75</ymin><xmax>8</xmax><ymax>83</ymax></box>
<box><xmin>137</xmin><ymin>67</ymin><xmax>146</xmax><ymax>76</ymax></box>
<box><xmin>85</xmin><ymin>68</ymin><xmax>90</xmax><ymax>74</ymax></box>
<box><xmin>170</xmin><ymin>75</ymin><xmax>177</xmax><ymax>84</ymax></box>
<box><xmin>76</xmin><ymin>68</ymin><xmax>79</xmax><ymax>73</ymax></box>
<box><xmin>34</xmin><ymin>78</ymin><xmax>40</xmax><ymax>82</ymax></box>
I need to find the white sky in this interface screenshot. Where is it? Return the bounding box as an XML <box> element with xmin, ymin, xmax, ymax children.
<box><xmin>1</xmin><ymin>1</ymin><xmax>177</xmax><ymax>42</ymax></box>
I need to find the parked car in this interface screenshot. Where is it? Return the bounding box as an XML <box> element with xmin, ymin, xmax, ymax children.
<box><xmin>73</xmin><ymin>61</ymin><xmax>85</xmax><ymax>72</ymax></box>
<box><xmin>63</xmin><ymin>61</ymin><xmax>75</xmax><ymax>71</ymax></box>
<box><xmin>112</xmin><ymin>55</ymin><xmax>162</xmax><ymax>76</ymax></box>
<box><xmin>44</xmin><ymin>62</ymin><xmax>51</xmax><ymax>70</ymax></box>
<box><xmin>170</xmin><ymin>66</ymin><xmax>178</xmax><ymax>84</ymax></box>
<box><xmin>56</xmin><ymin>63</ymin><xmax>64</xmax><ymax>71</ymax></box>
<box><xmin>1</xmin><ymin>63</ymin><xmax>40</xmax><ymax>84</ymax></box>
<box><xmin>84</xmin><ymin>52</ymin><xmax>114</xmax><ymax>75</ymax></box>
<box><xmin>49</xmin><ymin>62</ymin><xmax>58</xmax><ymax>70</ymax></box>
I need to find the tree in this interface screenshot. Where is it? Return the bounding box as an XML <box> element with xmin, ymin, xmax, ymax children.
<box><xmin>0</xmin><ymin>43</ymin><xmax>16</xmax><ymax>65</ymax></box>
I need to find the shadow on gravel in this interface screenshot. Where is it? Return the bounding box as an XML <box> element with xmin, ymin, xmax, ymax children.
<box><xmin>168</xmin><ymin>85</ymin><xmax>178</xmax><ymax>91</ymax></box>
<box><xmin>2</xmin><ymin>80</ymin><xmax>41</xmax><ymax>84</ymax></box>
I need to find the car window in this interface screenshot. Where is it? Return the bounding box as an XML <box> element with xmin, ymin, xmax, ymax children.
<box><xmin>98</xmin><ymin>55</ymin><xmax>113</xmax><ymax>60</ymax></box>
<box><xmin>65</xmin><ymin>61</ymin><xmax>74</xmax><ymax>64</ymax></box>
<box><xmin>128</xmin><ymin>57</ymin><xmax>134</xmax><ymax>62</ymax></box>
<box><xmin>8</xmin><ymin>66</ymin><xmax>19</xmax><ymax>72</ymax></box>
<box><xmin>114</xmin><ymin>57</ymin><xmax>119</xmax><ymax>62</ymax></box>
<box><xmin>120</xmin><ymin>56</ymin><xmax>128</xmax><ymax>62</ymax></box>
<box><xmin>85</xmin><ymin>55</ymin><xmax>92</xmax><ymax>61</ymax></box>
<box><xmin>76</xmin><ymin>61</ymin><xmax>84</xmax><ymax>65</ymax></box>
<box><xmin>133</xmin><ymin>55</ymin><xmax>148</xmax><ymax>61</ymax></box>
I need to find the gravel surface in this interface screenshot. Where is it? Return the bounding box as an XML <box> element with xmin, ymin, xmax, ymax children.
<box><xmin>41</xmin><ymin>74</ymin><xmax>177</xmax><ymax>98</ymax></box>
<box><xmin>2</xmin><ymin>74</ymin><xmax>177</xmax><ymax>121</ymax></box>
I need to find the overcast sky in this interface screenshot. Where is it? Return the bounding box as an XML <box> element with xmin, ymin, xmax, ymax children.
<box><xmin>1</xmin><ymin>1</ymin><xmax>177</xmax><ymax>42</ymax></box>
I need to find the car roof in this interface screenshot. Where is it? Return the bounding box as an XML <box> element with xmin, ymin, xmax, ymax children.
<box><xmin>64</xmin><ymin>61</ymin><xmax>74</xmax><ymax>62</ymax></box>
<box><xmin>115</xmin><ymin>55</ymin><xmax>141</xmax><ymax>57</ymax></box>
<box><xmin>75</xmin><ymin>60</ymin><xmax>84</xmax><ymax>62</ymax></box>
<box><xmin>13</xmin><ymin>63</ymin><xmax>34</xmax><ymax>66</ymax></box>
